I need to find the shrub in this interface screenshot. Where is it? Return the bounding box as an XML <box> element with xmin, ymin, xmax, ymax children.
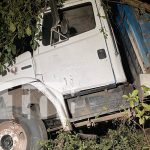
<box><xmin>39</xmin><ymin>124</ymin><xmax>146</xmax><ymax>150</ymax></box>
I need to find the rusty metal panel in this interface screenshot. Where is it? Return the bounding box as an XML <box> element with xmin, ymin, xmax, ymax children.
<box><xmin>66</xmin><ymin>85</ymin><xmax>132</xmax><ymax>122</ymax></box>
<box><xmin>115</xmin><ymin>5</ymin><xmax>150</xmax><ymax>71</ymax></box>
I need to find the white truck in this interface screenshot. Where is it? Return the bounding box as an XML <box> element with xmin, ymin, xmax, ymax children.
<box><xmin>0</xmin><ymin>0</ymin><xmax>132</xmax><ymax>149</ymax></box>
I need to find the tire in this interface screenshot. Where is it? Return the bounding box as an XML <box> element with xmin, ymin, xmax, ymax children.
<box><xmin>0</xmin><ymin>107</ymin><xmax>48</xmax><ymax>150</ymax></box>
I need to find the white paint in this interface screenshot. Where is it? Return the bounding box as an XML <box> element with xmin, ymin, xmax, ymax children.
<box><xmin>0</xmin><ymin>79</ymin><xmax>70</xmax><ymax>130</ymax></box>
<box><xmin>0</xmin><ymin>0</ymin><xmax>126</xmax><ymax>95</ymax></box>
<box><xmin>0</xmin><ymin>52</ymin><xmax>35</xmax><ymax>84</ymax></box>
<box><xmin>36</xmin><ymin>0</ymin><xmax>126</xmax><ymax>95</ymax></box>
<box><xmin>139</xmin><ymin>74</ymin><xmax>150</xmax><ymax>88</ymax></box>
<box><xmin>0</xmin><ymin>0</ymin><xmax>128</xmax><ymax>130</ymax></box>
<box><xmin>30</xmin><ymin>81</ymin><xmax>71</xmax><ymax>130</ymax></box>
<box><xmin>95</xmin><ymin>0</ymin><xmax>126</xmax><ymax>83</ymax></box>
<box><xmin>0</xmin><ymin>78</ymin><xmax>36</xmax><ymax>92</ymax></box>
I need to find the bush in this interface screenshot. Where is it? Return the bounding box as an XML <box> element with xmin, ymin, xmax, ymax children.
<box><xmin>39</xmin><ymin>124</ymin><xmax>146</xmax><ymax>150</ymax></box>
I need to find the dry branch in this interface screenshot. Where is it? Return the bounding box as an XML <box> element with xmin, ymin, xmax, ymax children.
<box><xmin>107</xmin><ymin>0</ymin><xmax>150</xmax><ymax>13</ymax></box>
<box><xmin>122</xmin><ymin>0</ymin><xmax>150</xmax><ymax>13</ymax></box>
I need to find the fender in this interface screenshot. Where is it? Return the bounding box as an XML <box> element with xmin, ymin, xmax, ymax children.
<box><xmin>0</xmin><ymin>78</ymin><xmax>71</xmax><ymax>131</ymax></box>
<box><xmin>0</xmin><ymin>77</ymin><xmax>36</xmax><ymax>92</ymax></box>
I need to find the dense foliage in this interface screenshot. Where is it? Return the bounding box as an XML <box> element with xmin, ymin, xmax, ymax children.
<box><xmin>40</xmin><ymin>87</ymin><xmax>150</xmax><ymax>150</ymax></box>
<box><xmin>39</xmin><ymin>125</ymin><xmax>149</xmax><ymax>150</ymax></box>
<box><xmin>0</xmin><ymin>0</ymin><xmax>43</xmax><ymax>72</ymax></box>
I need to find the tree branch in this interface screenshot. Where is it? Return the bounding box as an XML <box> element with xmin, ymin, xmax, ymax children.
<box><xmin>107</xmin><ymin>0</ymin><xmax>150</xmax><ymax>13</ymax></box>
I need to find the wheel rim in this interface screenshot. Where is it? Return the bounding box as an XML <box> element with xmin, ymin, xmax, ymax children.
<box><xmin>0</xmin><ymin>121</ymin><xmax>27</xmax><ymax>150</ymax></box>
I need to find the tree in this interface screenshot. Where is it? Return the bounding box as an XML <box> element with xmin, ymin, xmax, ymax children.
<box><xmin>0</xmin><ymin>0</ymin><xmax>43</xmax><ymax>73</ymax></box>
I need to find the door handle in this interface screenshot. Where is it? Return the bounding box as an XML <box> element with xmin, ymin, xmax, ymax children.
<box><xmin>97</xmin><ymin>49</ymin><xmax>106</xmax><ymax>59</ymax></box>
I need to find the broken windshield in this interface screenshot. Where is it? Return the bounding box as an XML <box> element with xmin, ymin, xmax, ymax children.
<box><xmin>42</xmin><ymin>2</ymin><xmax>96</xmax><ymax>46</ymax></box>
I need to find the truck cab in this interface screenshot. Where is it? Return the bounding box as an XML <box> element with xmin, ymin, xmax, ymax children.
<box><xmin>0</xmin><ymin>0</ymin><xmax>132</xmax><ymax>149</ymax></box>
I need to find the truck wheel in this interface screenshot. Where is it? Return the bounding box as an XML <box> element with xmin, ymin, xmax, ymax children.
<box><xmin>0</xmin><ymin>108</ymin><xmax>47</xmax><ymax>150</ymax></box>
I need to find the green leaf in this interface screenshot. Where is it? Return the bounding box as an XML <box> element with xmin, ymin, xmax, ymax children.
<box><xmin>145</xmin><ymin>116</ymin><xmax>150</xmax><ymax>120</ymax></box>
<box><xmin>122</xmin><ymin>95</ymin><xmax>129</xmax><ymax>100</ymax></box>
<box><xmin>142</xmin><ymin>103</ymin><xmax>150</xmax><ymax>111</ymax></box>
<box><xmin>135</xmin><ymin>107</ymin><xmax>144</xmax><ymax>117</ymax></box>
<box><xmin>9</xmin><ymin>22</ymin><xmax>16</xmax><ymax>32</ymax></box>
<box><xmin>141</xmin><ymin>85</ymin><xmax>150</xmax><ymax>92</ymax></box>
<box><xmin>142</xmin><ymin>147</ymin><xmax>150</xmax><ymax>150</ymax></box>
<box><xmin>141</xmin><ymin>110</ymin><xmax>145</xmax><ymax>116</ymax></box>
<box><xmin>136</xmin><ymin>114</ymin><xmax>141</xmax><ymax>118</ymax></box>
<box><xmin>130</xmin><ymin>101</ymin><xmax>134</xmax><ymax>108</ymax></box>
<box><xmin>31</xmin><ymin>40</ymin><xmax>39</xmax><ymax>50</ymax></box>
<box><xmin>135</xmin><ymin>107</ymin><xmax>140</xmax><ymax>113</ymax></box>
<box><xmin>131</xmin><ymin>90</ymin><xmax>138</xmax><ymax>97</ymax></box>
<box><xmin>139</xmin><ymin>117</ymin><xmax>145</xmax><ymax>125</ymax></box>
<box><xmin>26</xmin><ymin>26</ymin><xmax>32</xmax><ymax>36</ymax></box>
<box><xmin>7</xmin><ymin>47</ymin><xmax>11</xmax><ymax>52</ymax></box>
<box><xmin>11</xmin><ymin>45</ymin><xmax>16</xmax><ymax>55</ymax></box>
<box><xmin>134</xmin><ymin>96</ymin><xmax>139</xmax><ymax>102</ymax></box>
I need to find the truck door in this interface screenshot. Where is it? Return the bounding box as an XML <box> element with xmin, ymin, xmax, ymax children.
<box><xmin>36</xmin><ymin>0</ymin><xmax>116</xmax><ymax>95</ymax></box>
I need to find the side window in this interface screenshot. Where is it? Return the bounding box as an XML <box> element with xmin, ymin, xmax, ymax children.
<box><xmin>63</xmin><ymin>3</ymin><xmax>96</xmax><ymax>37</ymax></box>
<box><xmin>42</xmin><ymin>2</ymin><xmax>96</xmax><ymax>46</ymax></box>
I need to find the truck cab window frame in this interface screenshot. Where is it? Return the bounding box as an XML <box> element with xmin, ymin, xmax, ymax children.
<box><xmin>42</xmin><ymin>2</ymin><xmax>96</xmax><ymax>46</ymax></box>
